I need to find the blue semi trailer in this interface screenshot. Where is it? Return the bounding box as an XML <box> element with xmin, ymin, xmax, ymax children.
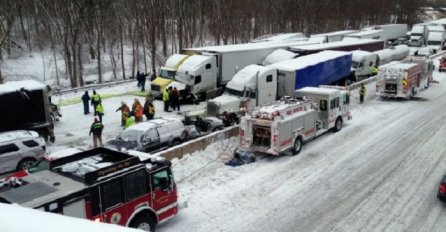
<box><xmin>269</xmin><ymin>50</ymin><xmax>352</xmax><ymax>97</ymax></box>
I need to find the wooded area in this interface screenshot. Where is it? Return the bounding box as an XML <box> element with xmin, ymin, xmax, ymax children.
<box><xmin>0</xmin><ymin>0</ymin><xmax>428</xmax><ymax>87</ymax></box>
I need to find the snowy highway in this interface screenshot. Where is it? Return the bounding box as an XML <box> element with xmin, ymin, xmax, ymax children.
<box><xmin>155</xmin><ymin>71</ymin><xmax>446</xmax><ymax>231</ymax></box>
<box><xmin>49</xmin><ymin>62</ymin><xmax>446</xmax><ymax>232</ymax></box>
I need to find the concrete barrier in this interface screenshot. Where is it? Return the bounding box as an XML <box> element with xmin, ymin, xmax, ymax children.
<box><xmin>159</xmin><ymin>126</ymin><xmax>239</xmax><ymax>160</ymax></box>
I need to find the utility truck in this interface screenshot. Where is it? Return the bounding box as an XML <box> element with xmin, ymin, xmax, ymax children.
<box><xmin>168</xmin><ymin>40</ymin><xmax>317</xmax><ymax>101</ymax></box>
<box><xmin>376</xmin><ymin>57</ymin><xmax>433</xmax><ymax>99</ymax></box>
<box><xmin>237</xmin><ymin>87</ymin><xmax>351</xmax><ymax>156</ymax></box>
<box><xmin>0</xmin><ymin>147</ymin><xmax>179</xmax><ymax>232</ymax></box>
<box><xmin>207</xmin><ymin>51</ymin><xmax>352</xmax><ymax>116</ymax></box>
<box><xmin>427</xmin><ymin>25</ymin><xmax>445</xmax><ymax>54</ymax></box>
<box><xmin>150</xmin><ymin>54</ymin><xmax>190</xmax><ymax>98</ymax></box>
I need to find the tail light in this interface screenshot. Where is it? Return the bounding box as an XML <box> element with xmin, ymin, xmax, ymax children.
<box><xmin>439</xmin><ymin>183</ymin><xmax>446</xmax><ymax>193</ymax></box>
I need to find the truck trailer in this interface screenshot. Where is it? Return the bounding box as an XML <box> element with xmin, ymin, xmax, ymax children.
<box><xmin>363</xmin><ymin>24</ymin><xmax>408</xmax><ymax>42</ymax></box>
<box><xmin>289</xmin><ymin>39</ymin><xmax>385</xmax><ymax>56</ymax></box>
<box><xmin>237</xmin><ymin>87</ymin><xmax>351</xmax><ymax>156</ymax></box>
<box><xmin>0</xmin><ymin>80</ymin><xmax>55</xmax><ymax>142</ymax></box>
<box><xmin>309</xmin><ymin>30</ymin><xmax>358</xmax><ymax>43</ymax></box>
<box><xmin>207</xmin><ymin>51</ymin><xmax>352</xmax><ymax>116</ymax></box>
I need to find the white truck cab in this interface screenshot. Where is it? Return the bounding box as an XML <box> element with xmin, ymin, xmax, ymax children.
<box><xmin>351</xmin><ymin>50</ymin><xmax>378</xmax><ymax>80</ymax></box>
<box><xmin>150</xmin><ymin>54</ymin><xmax>190</xmax><ymax>98</ymax></box>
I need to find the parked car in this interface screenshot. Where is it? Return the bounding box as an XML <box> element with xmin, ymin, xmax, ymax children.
<box><xmin>438</xmin><ymin>175</ymin><xmax>446</xmax><ymax>202</ymax></box>
<box><xmin>0</xmin><ymin>130</ymin><xmax>46</xmax><ymax>174</ymax></box>
<box><xmin>105</xmin><ymin>118</ymin><xmax>188</xmax><ymax>153</ymax></box>
<box><xmin>0</xmin><ymin>147</ymin><xmax>83</xmax><ymax>182</ymax></box>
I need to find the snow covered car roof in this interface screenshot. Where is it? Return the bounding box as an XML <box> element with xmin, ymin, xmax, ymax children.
<box><xmin>0</xmin><ymin>130</ymin><xmax>40</xmax><ymax>144</ymax></box>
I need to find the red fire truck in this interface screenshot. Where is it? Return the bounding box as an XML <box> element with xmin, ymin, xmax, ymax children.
<box><xmin>0</xmin><ymin>147</ymin><xmax>178</xmax><ymax>232</ymax></box>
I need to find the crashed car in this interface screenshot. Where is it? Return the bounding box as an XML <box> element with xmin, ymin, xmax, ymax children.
<box><xmin>183</xmin><ymin>115</ymin><xmax>225</xmax><ymax>133</ymax></box>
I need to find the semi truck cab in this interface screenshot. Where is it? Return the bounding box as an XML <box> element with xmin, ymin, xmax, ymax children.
<box><xmin>150</xmin><ymin>54</ymin><xmax>189</xmax><ymax>98</ymax></box>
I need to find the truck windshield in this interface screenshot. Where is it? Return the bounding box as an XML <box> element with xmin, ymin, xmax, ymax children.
<box><xmin>411</xmin><ymin>33</ymin><xmax>423</xmax><ymax>37</ymax></box>
<box><xmin>351</xmin><ymin>61</ymin><xmax>360</xmax><ymax>68</ymax></box>
<box><xmin>120</xmin><ymin>129</ymin><xmax>143</xmax><ymax>142</ymax></box>
<box><xmin>159</xmin><ymin>69</ymin><xmax>176</xmax><ymax>80</ymax></box>
<box><xmin>226</xmin><ymin>88</ymin><xmax>244</xmax><ymax>97</ymax></box>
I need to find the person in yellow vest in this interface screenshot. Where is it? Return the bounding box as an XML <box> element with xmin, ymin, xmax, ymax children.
<box><xmin>125</xmin><ymin>111</ymin><xmax>136</xmax><ymax>129</ymax></box>
<box><xmin>91</xmin><ymin>90</ymin><xmax>101</xmax><ymax>116</ymax></box>
<box><xmin>163</xmin><ymin>87</ymin><xmax>172</xmax><ymax>112</ymax></box>
<box><xmin>359</xmin><ymin>83</ymin><xmax>366</xmax><ymax>104</ymax></box>
<box><xmin>89</xmin><ymin>118</ymin><xmax>104</xmax><ymax>147</ymax></box>
<box><xmin>371</xmin><ymin>64</ymin><xmax>378</xmax><ymax>76</ymax></box>
<box><xmin>96</xmin><ymin>102</ymin><xmax>104</xmax><ymax>122</ymax></box>
<box><xmin>116</xmin><ymin>101</ymin><xmax>130</xmax><ymax>126</ymax></box>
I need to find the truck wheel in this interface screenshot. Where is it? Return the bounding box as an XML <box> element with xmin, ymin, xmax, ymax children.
<box><xmin>292</xmin><ymin>137</ymin><xmax>302</xmax><ymax>155</ymax></box>
<box><xmin>17</xmin><ymin>158</ymin><xmax>36</xmax><ymax>171</ymax></box>
<box><xmin>333</xmin><ymin>117</ymin><xmax>343</xmax><ymax>132</ymax></box>
<box><xmin>130</xmin><ymin>214</ymin><xmax>155</xmax><ymax>232</ymax></box>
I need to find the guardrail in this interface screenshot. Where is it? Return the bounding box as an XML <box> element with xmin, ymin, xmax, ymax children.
<box><xmin>158</xmin><ymin>126</ymin><xmax>239</xmax><ymax>161</ymax></box>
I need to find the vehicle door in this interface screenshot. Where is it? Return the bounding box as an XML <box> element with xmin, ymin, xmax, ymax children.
<box><xmin>96</xmin><ymin>178</ymin><xmax>129</xmax><ymax>226</ymax></box>
<box><xmin>257</xmin><ymin>70</ymin><xmax>277</xmax><ymax>107</ymax></box>
<box><xmin>0</xmin><ymin>143</ymin><xmax>21</xmax><ymax>173</ymax></box>
<box><xmin>329</xmin><ymin>96</ymin><xmax>341</xmax><ymax>127</ymax></box>
<box><xmin>141</xmin><ymin>128</ymin><xmax>160</xmax><ymax>152</ymax></box>
<box><xmin>149</xmin><ymin>167</ymin><xmax>178</xmax><ymax>222</ymax></box>
<box><xmin>156</xmin><ymin>126</ymin><xmax>170</xmax><ymax>147</ymax></box>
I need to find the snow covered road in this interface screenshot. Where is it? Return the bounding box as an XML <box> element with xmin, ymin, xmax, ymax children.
<box><xmin>157</xmin><ymin>72</ymin><xmax>446</xmax><ymax>231</ymax></box>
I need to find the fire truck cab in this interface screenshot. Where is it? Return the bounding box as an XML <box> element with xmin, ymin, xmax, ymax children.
<box><xmin>239</xmin><ymin>87</ymin><xmax>351</xmax><ymax>156</ymax></box>
<box><xmin>0</xmin><ymin>147</ymin><xmax>178</xmax><ymax>232</ymax></box>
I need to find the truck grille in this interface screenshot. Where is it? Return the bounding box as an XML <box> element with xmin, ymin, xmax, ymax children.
<box><xmin>151</xmin><ymin>84</ymin><xmax>160</xmax><ymax>92</ymax></box>
<box><xmin>252</xmin><ymin>126</ymin><xmax>271</xmax><ymax>147</ymax></box>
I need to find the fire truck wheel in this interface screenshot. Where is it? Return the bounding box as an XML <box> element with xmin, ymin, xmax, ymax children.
<box><xmin>292</xmin><ymin>137</ymin><xmax>302</xmax><ymax>155</ymax></box>
<box><xmin>17</xmin><ymin>157</ymin><xmax>36</xmax><ymax>171</ymax></box>
<box><xmin>333</xmin><ymin>117</ymin><xmax>343</xmax><ymax>132</ymax></box>
<box><xmin>130</xmin><ymin>214</ymin><xmax>155</xmax><ymax>232</ymax></box>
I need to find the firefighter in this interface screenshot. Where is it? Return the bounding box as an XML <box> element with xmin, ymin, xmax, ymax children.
<box><xmin>116</xmin><ymin>101</ymin><xmax>130</xmax><ymax>126</ymax></box>
<box><xmin>359</xmin><ymin>83</ymin><xmax>366</xmax><ymax>104</ymax></box>
<box><xmin>96</xmin><ymin>102</ymin><xmax>104</xmax><ymax>122</ymax></box>
<box><xmin>143</xmin><ymin>96</ymin><xmax>155</xmax><ymax>120</ymax></box>
<box><xmin>125</xmin><ymin>111</ymin><xmax>136</xmax><ymax>129</ymax></box>
<box><xmin>89</xmin><ymin>118</ymin><xmax>104</xmax><ymax>147</ymax></box>
<box><xmin>132</xmin><ymin>98</ymin><xmax>144</xmax><ymax>122</ymax></box>
<box><xmin>91</xmin><ymin>90</ymin><xmax>101</xmax><ymax>115</ymax></box>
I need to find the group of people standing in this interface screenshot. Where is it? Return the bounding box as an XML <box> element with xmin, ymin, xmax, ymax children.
<box><xmin>163</xmin><ymin>86</ymin><xmax>181</xmax><ymax>112</ymax></box>
<box><xmin>136</xmin><ymin>71</ymin><xmax>149</xmax><ymax>92</ymax></box>
<box><xmin>116</xmin><ymin>96</ymin><xmax>155</xmax><ymax>129</ymax></box>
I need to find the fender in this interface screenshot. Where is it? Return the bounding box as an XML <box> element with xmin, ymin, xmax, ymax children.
<box><xmin>125</xmin><ymin>206</ymin><xmax>157</xmax><ymax>227</ymax></box>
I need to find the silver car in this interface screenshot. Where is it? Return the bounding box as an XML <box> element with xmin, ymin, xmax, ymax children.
<box><xmin>0</xmin><ymin>130</ymin><xmax>46</xmax><ymax>174</ymax></box>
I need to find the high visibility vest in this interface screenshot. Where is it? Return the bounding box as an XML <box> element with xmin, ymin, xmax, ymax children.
<box><xmin>93</xmin><ymin>122</ymin><xmax>103</xmax><ymax>129</ymax></box>
<box><xmin>163</xmin><ymin>90</ymin><xmax>170</xmax><ymax>101</ymax></box>
<box><xmin>96</xmin><ymin>104</ymin><xmax>104</xmax><ymax>114</ymax></box>
<box><xmin>359</xmin><ymin>86</ymin><xmax>366</xmax><ymax>96</ymax></box>
<box><xmin>92</xmin><ymin>94</ymin><xmax>101</xmax><ymax>103</ymax></box>
<box><xmin>125</xmin><ymin>116</ymin><xmax>136</xmax><ymax>129</ymax></box>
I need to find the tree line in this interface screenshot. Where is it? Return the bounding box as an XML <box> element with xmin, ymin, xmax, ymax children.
<box><xmin>0</xmin><ymin>0</ymin><xmax>428</xmax><ymax>87</ymax></box>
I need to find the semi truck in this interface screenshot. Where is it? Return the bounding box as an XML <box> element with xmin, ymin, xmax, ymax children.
<box><xmin>376</xmin><ymin>57</ymin><xmax>433</xmax><ymax>99</ymax></box>
<box><xmin>167</xmin><ymin>40</ymin><xmax>318</xmax><ymax>101</ymax></box>
<box><xmin>426</xmin><ymin>25</ymin><xmax>445</xmax><ymax>54</ymax></box>
<box><xmin>342</xmin><ymin>30</ymin><xmax>384</xmax><ymax>40</ymax></box>
<box><xmin>409</xmin><ymin>24</ymin><xmax>429</xmax><ymax>47</ymax></box>
<box><xmin>150</xmin><ymin>54</ymin><xmax>190</xmax><ymax>98</ymax></box>
<box><xmin>0</xmin><ymin>80</ymin><xmax>55</xmax><ymax>142</ymax></box>
<box><xmin>207</xmin><ymin>51</ymin><xmax>352</xmax><ymax>116</ymax></box>
<box><xmin>351</xmin><ymin>45</ymin><xmax>409</xmax><ymax>80</ymax></box>
<box><xmin>0</xmin><ymin>147</ymin><xmax>179</xmax><ymax>231</ymax></box>
<box><xmin>289</xmin><ymin>39</ymin><xmax>385</xmax><ymax>56</ymax></box>
<box><xmin>309</xmin><ymin>30</ymin><xmax>358</xmax><ymax>43</ymax></box>
<box><xmin>237</xmin><ymin>87</ymin><xmax>351</xmax><ymax>156</ymax></box>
